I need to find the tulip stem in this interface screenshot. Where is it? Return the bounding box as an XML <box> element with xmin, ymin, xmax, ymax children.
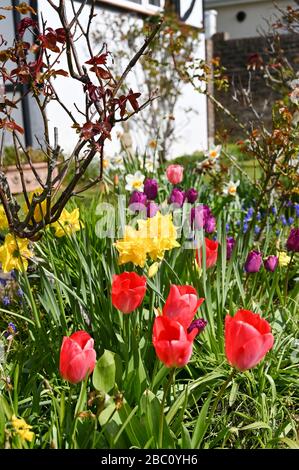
<box><xmin>284</xmin><ymin>252</ymin><xmax>294</xmax><ymax>304</ymax></box>
<box><xmin>159</xmin><ymin>368</ymin><xmax>175</xmax><ymax>448</ymax></box>
<box><xmin>208</xmin><ymin>369</ymin><xmax>237</xmax><ymax>429</ymax></box>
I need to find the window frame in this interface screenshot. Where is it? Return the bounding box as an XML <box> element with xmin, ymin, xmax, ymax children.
<box><xmin>98</xmin><ymin>0</ymin><xmax>165</xmax><ymax>15</ymax></box>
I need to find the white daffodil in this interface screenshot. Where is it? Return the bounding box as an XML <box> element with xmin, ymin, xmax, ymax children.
<box><xmin>205</xmin><ymin>144</ymin><xmax>222</xmax><ymax>161</ymax></box>
<box><xmin>145</xmin><ymin>158</ymin><xmax>159</xmax><ymax>173</ymax></box>
<box><xmin>111</xmin><ymin>155</ymin><xmax>125</xmax><ymax>171</ymax></box>
<box><xmin>148</xmin><ymin>139</ymin><xmax>163</xmax><ymax>153</ymax></box>
<box><xmin>223</xmin><ymin>180</ymin><xmax>240</xmax><ymax>197</ymax></box>
<box><xmin>125</xmin><ymin>171</ymin><xmax>145</xmax><ymax>192</ymax></box>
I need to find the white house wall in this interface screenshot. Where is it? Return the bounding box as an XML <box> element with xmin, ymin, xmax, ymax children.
<box><xmin>37</xmin><ymin>1</ymin><xmax>207</xmax><ymax>160</ymax></box>
<box><xmin>205</xmin><ymin>0</ymin><xmax>296</xmax><ymax>39</ymax></box>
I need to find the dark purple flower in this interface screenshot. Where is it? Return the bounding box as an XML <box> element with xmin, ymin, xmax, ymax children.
<box><xmin>295</xmin><ymin>204</ymin><xmax>299</xmax><ymax>218</ymax></box>
<box><xmin>264</xmin><ymin>255</ymin><xmax>278</xmax><ymax>272</ymax></box>
<box><xmin>286</xmin><ymin>228</ymin><xmax>299</xmax><ymax>252</ymax></box>
<box><xmin>129</xmin><ymin>191</ymin><xmax>147</xmax><ymax>207</ymax></box>
<box><xmin>245</xmin><ymin>250</ymin><xmax>263</xmax><ymax>273</ymax></box>
<box><xmin>226</xmin><ymin>237</ymin><xmax>236</xmax><ymax>260</ymax></box>
<box><xmin>185</xmin><ymin>188</ymin><xmax>198</xmax><ymax>204</ymax></box>
<box><xmin>147</xmin><ymin>201</ymin><xmax>159</xmax><ymax>218</ymax></box>
<box><xmin>205</xmin><ymin>215</ymin><xmax>216</xmax><ymax>233</ymax></box>
<box><xmin>187</xmin><ymin>318</ymin><xmax>207</xmax><ymax>336</ymax></box>
<box><xmin>144</xmin><ymin>178</ymin><xmax>158</xmax><ymax>200</ymax></box>
<box><xmin>169</xmin><ymin>188</ymin><xmax>185</xmax><ymax>208</ymax></box>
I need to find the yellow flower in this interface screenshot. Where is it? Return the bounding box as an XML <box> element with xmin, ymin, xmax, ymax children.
<box><xmin>138</xmin><ymin>212</ymin><xmax>180</xmax><ymax>261</ymax></box>
<box><xmin>277</xmin><ymin>251</ymin><xmax>291</xmax><ymax>267</ymax></box>
<box><xmin>115</xmin><ymin>212</ymin><xmax>180</xmax><ymax>267</ymax></box>
<box><xmin>52</xmin><ymin>208</ymin><xmax>84</xmax><ymax>238</ymax></box>
<box><xmin>148</xmin><ymin>261</ymin><xmax>160</xmax><ymax>278</ymax></box>
<box><xmin>114</xmin><ymin>226</ymin><xmax>148</xmax><ymax>267</ymax></box>
<box><xmin>11</xmin><ymin>415</ymin><xmax>34</xmax><ymax>443</ymax></box>
<box><xmin>25</xmin><ymin>190</ymin><xmax>47</xmax><ymax>223</ymax></box>
<box><xmin>0</xmin><ymin>205</ymin><xmax>9</xmax><ymax>230</ymax></box>
<box><xmin>0</xmin><ymin>234</ymin><xmax>33</xmax><ymax>272</ymax></box>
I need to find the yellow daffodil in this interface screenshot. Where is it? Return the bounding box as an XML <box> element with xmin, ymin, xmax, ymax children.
<box><xmin>0</xmin><ymin>205</ymin><xmax>9</xmax><ymax>230</ymax></box>
<box><xmin>11</xmin><ymin>415</ymin><xmax>34</xmax><ymax>443</ymax></box>
<box><xmin>0</xmin><ymin>234</ymin><xmax>33</xmax><ymax>272</ymax></box>
<box><xmin>25</xmin><ymin>190</ymin><xmax>47</xmax><ymax>223</ymax></box>
<box><xmin>277</xmin><ymin>251</ymin><xmax>291</xmax><ymax>267</ymax></box>
<box><xmin>114</xmin><ymin>225</ymin><xmax>148</xmax><ymax>267</ymax></box>
<box><xmin>138</xmin><ymin>212</ymin><xmax>180</xmax><ymax>261</ymax></box>
<box><xmin>148</xmin><ymin>261</ymin><xmax>160</xmax><ymax>278</ymax></box>
<box><xmin>52</xmin><ymin>208</ymin><xmax>84</xmax><ymax>238</ymax></box>
<box><xmin>115</xmin><ymin>212</ymin><xmax>180</xmax><ymax>267</ymax></box>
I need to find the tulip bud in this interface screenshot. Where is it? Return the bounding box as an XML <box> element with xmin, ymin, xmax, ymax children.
<box><xmin>244</xmin><ymin>250</ymin><xmax>262</xmax><ymax>273</ymax></box>
<box><xmin>169</xmin><ymin>188</ymin><xmax>185</xmax><ymax>208</ymax></box>
<box><xmin>286</xmin><ymin>227</ymin><xmax>299</xmax><ymax>252</ymax></box>
<box><xmin>264</xmin><ymin>255</ymin><xmax>278</xmax><ymax>272</ymax></box>
<box><xmin>166</xmin><ymin>164</ymin><xmax>184</xmax><ymax>185</ymax></box>
<box><xmin>225</xmin><ymin>309</ymin><xmax>274</xmax><ymax>371</ymax></box>
<box><xmin>226</xmin><ymin>237</ymin><xmax>236</xmax><ymax>260</ymax></box>
<box><xmin>144</xmin><ymin>178</ymin><xmax>158</xmax><ymax>200</ymax></box>
<box><xmin>59</xmin><ymin>331</ymin><xmax>96</xmax><ymax>384</ymax></box>
<box><xmin>185</xmin><ymin>188</ymin><xmax>198</xmax><ymax>204</ymax></box>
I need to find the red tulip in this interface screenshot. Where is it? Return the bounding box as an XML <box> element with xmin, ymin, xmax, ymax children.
<box><xmin>153</xmin><ymin>316</ymin><xmax>197</xmax><ymax>368</ymax></box>
<box><xmin>59</xmin><ymin>331</ymin><xmax>96</xmax><ymax>384</ymax></box>
<box><xmin>225</xmin><ymin>309</ymin><xmax>274</xmax><ymax>371</ymax></box>
<box><xmin>196</xmin><ymin>238</ymin><xmax>218</xmax><ymax>269</ymax></box>
<box><xmin>162</xmin><ymin>284</ymin><xmax>204</xmax><ymax>329</ymax></box>
<box><xmin>112</xmin><ymin>271</ymin><xmax>146</xmax><ymax>314</ymax></box>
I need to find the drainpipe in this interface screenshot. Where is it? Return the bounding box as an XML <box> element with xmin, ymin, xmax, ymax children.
<box><xmin>204</xmin><ymin>9</ymin><xmax>218</xmax><ymax>39</ymax></box>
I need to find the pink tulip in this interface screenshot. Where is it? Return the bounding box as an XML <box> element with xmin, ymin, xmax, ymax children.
<box><xmin>166</xmin><ymin>164</ymin><xmax>184</xmax><ymax>185</ymax></box>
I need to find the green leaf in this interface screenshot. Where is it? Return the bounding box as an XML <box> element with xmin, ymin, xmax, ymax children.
<box><xmin>181</xmin><ymin>425</ymin><xmax>192</xmax><ymax>449</ymax></box>
<box><xmin>191</xmin><ymin>391</ymin><xmax>213</xmax><ymax>449</ymax></box>
<box><xmin>93</xmin><ymin>350</ymin><xmax>116</xmax><ymax>394</ymax></box>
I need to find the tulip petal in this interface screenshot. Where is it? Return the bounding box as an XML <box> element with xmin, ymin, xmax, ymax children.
<box><xmin>236</xmin><ymin>333</ymin><xmax>274</xmax><ymax>370</ymax></box>
<box><xmin>234</xmin><ymin>309</ymin><xmax>272</xmax><ymax>334</ymax></box>
<box><xmin>225</xmin><ymin>317</ymin><xmax>260</xmax><ymax>367</ymax></box>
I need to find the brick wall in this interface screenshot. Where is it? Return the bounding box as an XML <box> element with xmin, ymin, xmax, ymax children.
<box><xmin>210</xmin><ymin>32</ymin><xmax>299</xmax><ymax>140</ymax></box>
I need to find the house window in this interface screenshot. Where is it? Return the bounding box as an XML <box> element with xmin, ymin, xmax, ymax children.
<box><xmin>99</xmin><ymin>1</ymin><xmax>164</xmax><ymax>13</ymax></box>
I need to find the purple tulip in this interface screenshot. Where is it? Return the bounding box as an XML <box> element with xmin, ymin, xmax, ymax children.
<box><xmin>129</xmin><ymin>191</ymin><xmax>147</xmax><ymax>206</ymax></box>
<box><xmin>264</xmin><ymin>255</ymin><xmax>278</xmax><ymax>272</ymax></box>
<box><xmin>144</xmin><ymin>178</ymin><xmax>158</xmax><ymax>200</ymax></box>
<box><xmin>185</xmin><ymin>188</ymin><xmax>198</xmax><ymax>204</ymax></box>
<box><xmin>147</xmin><ymin>201</ymin><xmax>159</xmax><ymax>218</ymax></box>
<box><xmin>205</xmin><ymin>215</ymin><xmax>216</xmax><ymax>234</ymax></box>
<box><xmin>226</xmin><ymin>237</ymin><xmax>236</xmax><ymax>260</ymax></box>
<box><xmin>191</xmin><ymin>205</ymin><xmax>211</xmax><ymax>230</ymax></box>
<box><xmin>187</xmin><ymin>318</ymin><xmax>207</xmax><ymax>336</ymax></box>
<box><xmin>169</xmin><ymin>188</ymin><xmax>185</xmax><ymax>208</ymax></box>
<box><xmin>245</xmin><ymin>250</ymin><xmax>263</xmax><ymax>273</ymax></box>
<box><xmin>286</xmin><ymin>228</ymin><xmax>299</xmax><ymax>252</ymax></box>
